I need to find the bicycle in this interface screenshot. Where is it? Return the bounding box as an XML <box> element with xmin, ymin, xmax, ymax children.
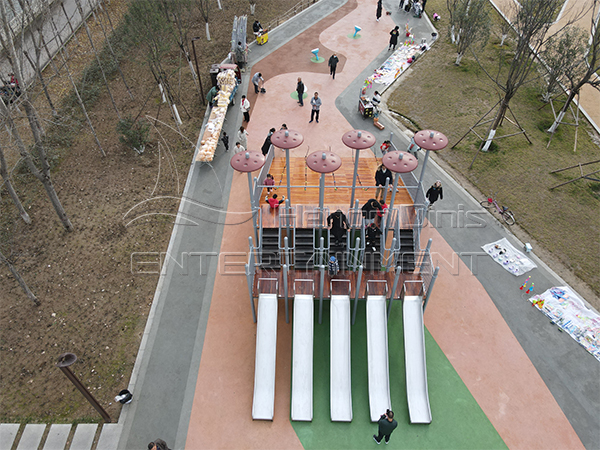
<box><xmin>480</xmin><ymin>193</ymin><xmax>515</xmax><ymax>225</ymax></box>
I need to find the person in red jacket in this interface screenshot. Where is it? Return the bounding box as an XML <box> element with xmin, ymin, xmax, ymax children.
<box><xmin>266</xmin><ymin>193</ymin><xmax>285</xmax><ymax>208</ymax></box>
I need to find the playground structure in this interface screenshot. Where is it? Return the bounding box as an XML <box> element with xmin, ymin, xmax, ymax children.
<box><xmin>231</xmin><ymin>129</ymin><xmax>446</xmax><ymax>423</ymax></box>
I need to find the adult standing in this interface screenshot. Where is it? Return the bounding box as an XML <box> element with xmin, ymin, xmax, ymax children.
<box><xmin>376</xmin><ymin>0</ymin><xmax>383</xmax><ymax>21</ymax></box>
<box><xmin>373</xmin><ymin>410</ymin><xmax>398</xmax><ymax>444</ymax></box>
<box><xmin>422</xmin><ymin>0</ymin><xmax>427</xmax><ymax>11</ymax></box>
<box><xmin>309</xmin><ymin>92</ymin><xmax>322</xmax><ymax>123</ymax></box>
<box><xmin>261</xmin><ymin>128</ymin><xmax>276</xmax><ymax>155</ymax></box>
<box><xmin>328</xmin><ymin>53</ymin><xmax>339</xmax><ymax>79</ymax></box>
<box><xmin>252</xmin><ymin>72</ymin><xmax>264</xmax><ymax>94</ymax></box>
<box><xmin>327</xmin><ymin>209</ymin><xmax>349</xmax><ymax>244</ymax></box>
<box><xmin>240</xmin><ymin>95</ymin><xmax>250</xmax><ymax>123</ymax></box>
<box><xmin>296</xmin><ymin>77</ymin><xmax>305</xmax><ymax>106</ymax></box>
<box><xmin>237</xmin><ymin>125</ymin><xmax>249</xmax><ymax>149</ymax></box>
<box><xmin>426</xmin><ymin>180</ymin><xmax>443</xmax><ymax>209</ymax></box>
<box><xmin>389</xmin><ymin>26</ymin><xmax>400</xmax><ymax>50</ymax></box>
<box><xmin>374</xmin><ymin>164</ymin><xmax>392</xmax><ymax>202</ymax></box>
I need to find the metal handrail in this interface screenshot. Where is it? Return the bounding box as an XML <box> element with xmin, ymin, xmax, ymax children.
<box><xmin>294</xmin><ymin>279</ymin><xmax>315</xmax><ymax>292</ymax></box>
<box><xmin>264</xmin><ymin>0</ymin><xmax>320</xmax><ymax>31</ymax></box>
<box><xmin>330</xmin><ymin>279</ymin><xmax>351</xmax><ymax>296</ymax></box>
<box><xmin>257</xmin><ymin>277</ymin><xmax>278</xmax><ymax>293</ymax></box>
<box><xmin>366</xmin><ymin>280</ymin><xmax>389</xmax><ymax>296</ymax></box>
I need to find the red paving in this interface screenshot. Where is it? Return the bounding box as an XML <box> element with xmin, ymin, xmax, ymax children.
<box><xmin>185</xmin><ymin>0</ymin><xmax>585</xmax><ymax>448</ymax></box>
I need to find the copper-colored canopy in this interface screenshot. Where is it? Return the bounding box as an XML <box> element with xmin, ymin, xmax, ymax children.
<box><xmin>271</xmin><ymin>129</ymin><xmax>304</xmax><ymax>149</ymax></box>
<box><xmin>382</xmin><ymin>151</ymin><xmax>418</xmax><ymax>173</ymax></box>
<box><xmin>306</xmin><ymin>151</ymin><xmax>342</xmax><ymax>174</ymax></box>
<box><xmin>413</xmin><ymin>130</ymin><xmax>448</xmax><ymax>151</ymax></box>
<box><xmin>230</xmin><ymin>151</ymin><xmax>266</xmax><ymax>173</ymax></box>
<box><xmin>341</xmin><ymin>129</ymin><xmax>376</xmax><ymax>149</ymax></box>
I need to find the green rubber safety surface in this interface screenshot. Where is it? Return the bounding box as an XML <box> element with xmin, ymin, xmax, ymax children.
<box><xmin>347</xmin><ymin>33</ymin><xmax>362</xmax><ymax>39</ymax></box>
<box><xmin>311</xmin><ymin>56</ymin><xmax>326</xmax><ymax>63</ymax></box>
<box><xmin>291</xmin><ymin>300</ymin><xmax>506</xmax><ymax>449</ymax></box>
<box><xmin>291</xmin><ymin>92</ymin><xmax>309</xmax><ymax>100</ymax></box>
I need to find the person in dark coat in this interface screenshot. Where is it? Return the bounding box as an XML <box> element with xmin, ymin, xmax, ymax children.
<box><xmin>376</xmin><ymin>0</ymin><xmax>383</xmax><ymax>21</ymax></box>
<box><xmin>375</xmin><ymin>164</ymin><xmax>393</xmax><ymax>202</ymax></box>
<box><xmin>389</xmin><ymin>26</ymin><xmax>400</xmax><ymax>50</ymax></box>
<box><xmin>365</xmin><ymin>222</ymin><xmax>382</xmax><ymax>251</ymax></box>
<box><xmin>328</xmin><ymin>53</ymin><xmax>339</xmax><ymax>79</ymax></box>
<box><xmin>373</xmin><ymin>409</ymin><xmax>398</xmax><ymax>444</ymax></box>
<box><xmin>426</xmin><ymin>180</ymin><xmax>443</xmax><ymax>209</ymax></box>
<box><xmin>296</xmin><ymin>77</ymin><xmax>305</xmax><ymax>106</ymax></box>
<box><xmin>261</xmin><ymin>128</ymin><xmax>276</xmax><ymax>155</ymax></box>
<box><xmin>327</xmin><ymin>209</ymin><xmax>349</xmax><ymax>244</ymax></box>
<box><xmin>148</xmin><ymin>439</ymin><xmax>171</xmax><ymax>450</ymax></box>
<box><xmin>362</xmin><ymin>198</ymin><xmax>382</xmax><ymax>222</ymax></box>
<box><xmin>422</xmin><ymin>0</ymin><xmax>427</xmax><ymax>11</ymax></box>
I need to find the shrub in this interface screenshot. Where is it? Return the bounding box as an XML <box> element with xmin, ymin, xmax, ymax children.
<box><xmin>117</xmin><ymin>115</ymin><xmax>150</xmax><ymax>154</ymax></box>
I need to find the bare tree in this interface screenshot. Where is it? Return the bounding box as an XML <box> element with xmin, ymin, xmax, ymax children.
<box><xmin>446</xmin><ymin>0</ymin><xmax>491</xmax><ymax>65</ymax></box>
<box><xmin>546</xmin><ymin>0</ymin><xmax>600</xmax><ymax>134</ymax></box>
<box><xmin>0</xmin><ymin>99</ymin><xmax>74</xmax><ymax>231</ymax></box>
<box><xmin>539</xmin><ymin>26</ymin><xmax>587</xmax><ymax>103</ymax></box>
<box><xmin>0</xmin><ymin>141</ymin><xmax>31</xmax><ymax>224</ymax></box>
<box><xmin>0</xmin><ymin>249</ymin><xmax>39</xmax><ymax>305</ymax></box>
<box><xmin>452</xmin><ymin>0</ymin><xmax>586</xmax><ymax>165</ymax></box>
<box><xmin>197</xmin><ymin>0</ymin><xmax>212</xmax><ymax>41</ymax></box>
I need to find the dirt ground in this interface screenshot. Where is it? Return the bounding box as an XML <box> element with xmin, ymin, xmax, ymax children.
<box><xmin>0</xmin><ymin>0</ymin><xmax>303</xmax><ymax>423</ymax></box>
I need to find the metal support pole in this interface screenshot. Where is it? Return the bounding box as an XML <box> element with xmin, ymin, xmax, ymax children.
<box><xmin>352</xmin><ymin>265</ymin><xmax>363</xmax><ymax>325</ymax></box>
<box><xmin>319</xmin><ymin>264</ymin><xmax>325</xmax><ymax>324</ymax></box>
<box><xmin>286</xmin><ymin>148</ymin><xmax>291</xmax><ymax>202</ymax></box>
<box><xmin>319</xmin><ymin>172</ymin><xmax>325</xmax><ymax>231</ymax></box>
<box><xmin>423</xmin><ymin>266</ymin><xmax>439</xmax><ymax>311</ymax></box>
<box><xmin>248</xmin><ymin>236</ymin><xmax>257</xmax><ymax>322</ymax></box>
<box><xmin>386</xmin><ymin>237</ymin><xmax>396</xmax><ymax>271</ymax></box>
<box><xmin>388</xmin><ymin>265</ymin><xmax>401</xmax><ymax>318</ymax></box>
<box><xmin>352</xmin><ymin>237</ymin><xmax>361</xmax><ymax>271</ymax></box>
<box><xmin>320</xmin><ymin>236</ymin><xmax>325</xmax><ymax>268</ymax></box>
<box><xmin>285</xmin><ymin>198</ymin><xmax>291</xmax><ymax>241</ymax></box>
<box><xmin>416</xmin><ymin>149</ymin><xmax>431</xmax><ymax>206</ymax></box>
<box><xmin>284</xmin><ymin>236</ymin><xmax>290</xmax><ymax>323</ymax></box>
<box><xmin>248</xmin><ymin>172</ymin><xmax>259</xmax><ymax>246</ymax></box>
<box><xmin>418</xmin><ymin>238</ymin><xmax>432</xmax><ymax>271</ymax></box>
<box><xmin>56</xmin><ymin>353</ymin><xmax>111</xmax><ymax>423</ymax></box>
<box><xmin>350</xmin><ymin>148</ymin><xmax>360</xmax><ymax>208</ymax></box>
<box><xmin>382</xmin><ymin>177</ymin><xmax>390</xmax><ymax>204</ymax></box>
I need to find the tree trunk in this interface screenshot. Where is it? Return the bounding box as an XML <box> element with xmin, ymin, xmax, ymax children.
<box><xmin>455</xmin><ymin>52</ymin><xmax>464</xmax><ymax>65</ymax></box>
<box><xmin>217</xmin><ymin>0</ymin><xmax>222</xmax><ymax>9</ymax></box>
<box><xmin>0</xmin><ymin>250</ymin><xmax>40</xmax><ymax>305</ymax></box>
<box><xmin>500</xmin><ymin>34</ymin><xmax>507</xmax><ymax>46</ymax></box>
<box><xmin>548</xmin><ymin>90</ymin><xmax>577</xmax><ymax>133</ymax></box>
<box><xmin>0</xmin><ymin>144</ymin><xmax>31</xmax><ymax>224</ymax></box>
<box><xmin>482</xmin><ymin>99</ymin><xmax>508</xmax><ymax>151</ymax></box>
<box><xmin>205</xmin><ymin>22</ymin><xmax>211</xmax><ymax>41</ymax></box>
<box><xmin>23</xmin><ymin>50</ymin><xmax>57</xmax><ymax>115</ymax></box>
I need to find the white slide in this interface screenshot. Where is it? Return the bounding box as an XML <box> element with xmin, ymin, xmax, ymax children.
<box><xmin>403</xmin><ymin>295</ymin><xmax>432</xmax><ymax>424</ymax></box>
<box><xmin>291</xmin><ymin>294</ymin><xmax>314</xmax><ymax>421</ymax></box>
<box><xmin>366</xmin><ymin>295</ymin><xmax>392</xmax><ymax>422</ymax></box>
<box><xmin>252</xmin><ymin>293</ymin><xmax>278</xmax><ymax>420</ymax></box>
<box><xmin>330</xmin><ymin>294</ymin><xmax>353</xmax><ymax>422</ymax></box>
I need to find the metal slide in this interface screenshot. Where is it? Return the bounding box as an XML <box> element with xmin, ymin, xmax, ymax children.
<box><xmin>366</xmin><ymin>295</ymin><xmax>392</xmax><ymax>422</ymax></box>
<box><xmin>403</xmin><ymin>295</ymin><xmax>432</xmax><ymax>424</ymax></box>
<box><xmin>291</xmin><ymin>294</ymin><xmax>314</xmax><ymax>421</ymax></box>
<box><xmin>252</xmin><ymin>293</ymin><xmax>278</xmax><ymax>420</ymax></box>
<box><xmin>330</xmin><ymin>295</ymin><xmax>353</xmax><ymax>421</ymax></box>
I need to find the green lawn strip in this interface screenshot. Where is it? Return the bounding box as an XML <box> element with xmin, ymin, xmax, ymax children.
<box><xmin>291</xmin><ymin>300</ymin><xmax>506</xmax><ymax>449</ymax></box>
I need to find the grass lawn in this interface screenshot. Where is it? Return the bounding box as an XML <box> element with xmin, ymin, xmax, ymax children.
<box><xmin>387</xmin><ymin>0</ymin><xmax>600</xmax><ymax>306</ymax></box>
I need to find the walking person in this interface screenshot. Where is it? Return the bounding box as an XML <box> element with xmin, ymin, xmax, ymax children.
<box><xmin>328</xmin><ymin>53</ymin><xmax>339</xmax><ymax>79</ymax></box>
<box><xmin>240</xmin><ymin>95</ymin><xmax>250</xmax><ymax>123</ymax></box>
<box><xmin>373</xmin><ymin>409</ymin><xmax>398</xmax><ymax>444</ymax></box>
<box><xmin>252</xmin><ymin>72</ymin><xmax>264</xmax><ymax>94</ymax></box>
<box><xmin>375</xmin><ymin>164</ymin><xmax>392</xmax><ymax>202</ymax></box>
<box><xmin>309</xmin><ymin>92</ymin><xmax>322</xmax><ymax>123</ymax></box>
<box><xmin>261</xmin><ymin>128</ymin><xmax>276</xmax><ymax>155</ymax></box>
<box><xmin>221</xmin><ymin>131</ymin><xmax>229</xmax><ymax>152</ymax></box>
<box><xmin>426</xmin><ymin>180</ymin><xmax>443</xmax><ymax>209</ymax></box>
<box><xmin>422</xmin><ymin>0</ymin><xmax>427</xmax><ymax>11</ymax></box>
<box><xmin>389</xmin><ymin>26</ymin><xmax>400</xmax><ymax>50</ymax></box>
<box><xmin>328</xmin><ymin>256</ymin><xmax>340</xmax><ymax>276</ymax></box>
<box><xmin>234</xmin><ymin>142</ymin><xmax>245</xmax><ymax>154</ymax></box>
<box><xmin>296</xmin><ymin>77</ymin><xmax>305</xmax><ymax>106</ymax></box>
<box><xmin>376</xmin><ymin>0</ymin><xmax>383</xmax><ymax>21</ymax></box>
<box><xmin>237</xmin><ymin>125</ymin><xmax>249</xmax><ymax>149</ymax></box>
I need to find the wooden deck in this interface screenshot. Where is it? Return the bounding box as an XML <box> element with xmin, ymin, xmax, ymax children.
<box><xmin>260</xmin><ymin>156</ymin><xmax>414</xmax><ymax>219</ymax></box>
<box><xmin>253</xmin><ymin>269</ymin><xmax>423</xmax><ymax>300</ymax></box>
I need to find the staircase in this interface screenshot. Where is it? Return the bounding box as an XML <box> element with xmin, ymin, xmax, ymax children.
<box><xmin>396</xmin><ymin>228</ymin><xmax>415</xmax><ymax>272</ymax></box>
<box><xmin>294</xmin><ymin>228</ymin><xmax>314</xmax><ymax>269</ymax></box>
<box><xmin>261</xmin><ymin>228</ymin><xmax>280</xmax><ymax>268</ymax></box>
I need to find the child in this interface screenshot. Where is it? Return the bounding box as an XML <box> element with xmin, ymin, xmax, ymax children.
<box><xmin>328</xmin><ymin>256</ymin><xmax>339</xmax><ymax>276</ymax></box>
<box><xmin>265</xmin><ymin>193</ymin><xmax>285</xmax><ymax>209</ymax></box>
<box><xmin>380</xmin><ymin>140</ymin><xmax>391</xmax><ymax>156</ymax></box>
<box><xmin>264</xmin><ymin>174</ymin><xmax>275</xmax><ymax>193</ymax></box>
<box><xmin>221</xmin><ymin>132</ymin><xmax>229</xmax><ymax>152</ymax></box>
<box><xmin>234</xmin><ymin>142</ymin><xmax>245</xmax><ymax>154</ymax></box>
